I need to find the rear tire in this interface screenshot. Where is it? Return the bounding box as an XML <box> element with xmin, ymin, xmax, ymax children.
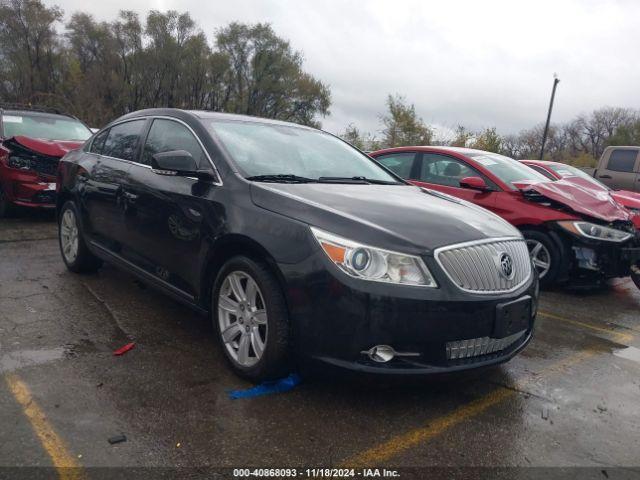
<box><xmin>212</xmin><ymin>256</ymin><xmax>290</xmax><ymax>382</ymax></box>
<box><xmin>522</xmin><ymin>230</ymin><xmax>561</xmax><ymax>288</ymax></box>
<box><xmin>58</xmin><ymin>200</ymin><xmax>103</xmax><ymax>273</ymax></box>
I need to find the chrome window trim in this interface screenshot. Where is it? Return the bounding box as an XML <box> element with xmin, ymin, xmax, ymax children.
<box><xmin>434</xmin><ymin>236</ymin><xmax>532</xmax><ymax>295</ymax></box>
<box><xmin>88</xmin><ymin>115</ymin><xmax>223</xmax><ymax>186</ymax></box>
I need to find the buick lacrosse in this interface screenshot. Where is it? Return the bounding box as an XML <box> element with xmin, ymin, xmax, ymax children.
<box><xmin>57</xmin><ymin>109</ymin><xmax>538</xmax><ymax>380</ymax></box>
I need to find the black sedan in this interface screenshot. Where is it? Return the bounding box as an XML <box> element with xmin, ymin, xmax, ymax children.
<box><xmin>56</xmin><ymin>109</ymin><xmax>538</xmax><ymax>381</ymax></box>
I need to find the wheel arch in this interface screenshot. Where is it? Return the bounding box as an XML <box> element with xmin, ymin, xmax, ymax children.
<box><xmin>518</xmin><ymin>224</ymin><xmax>571</xmax><ymax>283</ymax></box>
<box><xmin>199</xmin><ymin>234</ymin><xmax>289</xmax><ymax>313</ymax></box>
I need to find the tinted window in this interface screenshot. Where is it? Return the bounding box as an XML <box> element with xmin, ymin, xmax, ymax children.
<box><xmin>465</xmin><ymin>152</ymin><xmax>548</xmax><ymax>188</ymax></box>
<box><xmin>375</xmin><ymin>153</ymin><xmax>415</xmax><ymax>178</ymax></box>
<box><xmin>89</xmin><ymin>129</ymin><xmax>109</xmax><ymax>154</ymax></box>
<box><xmin>102</xmin><ymin>120</ymin><xmax>146</xmax><ymax>161</ymax></box>
<box><xmin>528</xmin><ymin>165</ymin><xmax>556</xmax><ymax>180</ymax></box>
<box><xmin>607</xmin><ymin>149</ymin><xmax>638</xmax><ymax>172</ymax></box>
<box><xmin>418</xmin><ymin>154</ymin><xmax>477</xmax><ymax>187</ymax></box>
<box><xmin>548</xmin><ymin>162</ymin><xmax>610</xmax><ymax>190</ymax></box>
<box><xmin>142</xmin><ymin>119</ymin><xmax>208</xmax><ymax>168</ymax></box>
<box><xmin>206</xmin><ymin>121</ymin><xmax>400</xmax><ymax>183</ymax></box>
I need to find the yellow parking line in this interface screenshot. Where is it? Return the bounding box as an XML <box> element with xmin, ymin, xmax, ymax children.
<box><xmin>539</xmin><ymin>311</ymin><xmax>634</xmax><ymax>342</ymax></box>
<box><xmin>5</xmin><ymin>373</ymin><xmax>85</xmax><ymax>480</ymax></box>
<box><xmin>341</xmin><ymin>348</ymin><xmax>598</xmax><ymax>467</ymax></box>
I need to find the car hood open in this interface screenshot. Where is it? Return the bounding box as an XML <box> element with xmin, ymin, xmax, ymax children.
<box><xmin>513</xmin><ymin>179</ymin><xmax>632</xmax><ymax>223</ymax></box>
<box><xmin>5</xmin><ymin>135</ymin><xmax>84</xmax><ymax>158</ymax></box>
<box><xmin>251</xmin><ymin>182</ymin><xmax>520</xmax><ymax>254</ymax></box>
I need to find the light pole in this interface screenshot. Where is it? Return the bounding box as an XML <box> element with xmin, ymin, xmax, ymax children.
<box><xmin>539</xmin><ymin>74</ymin><xmax>560</xmax><ymax>160</ymax></box>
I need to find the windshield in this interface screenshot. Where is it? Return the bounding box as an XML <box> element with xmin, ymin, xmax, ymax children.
<box><xmin>207</xmin><ymin>120</ymin><xmax>401</xmax><ymax>183</ymax></box>
<box><xmin>2</xmin><ymin>113</ymin><xmax>92</xmax><ymax>141</ymax></box>
<box><xmin>548</xmin><ymin>163</ymin><xmax>609</xmax><ymax>190</ymax></box>
<box><xmin>467</xmin><ymin>152</ymin><xmax>549</xmax><ymax>188</ymax></box>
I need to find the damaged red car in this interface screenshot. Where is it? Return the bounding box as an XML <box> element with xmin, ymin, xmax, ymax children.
<box><xmin>0</xmin><ymin>105</ymin><xmax>92</xmax><ymax>217</ymax></box>
<box><xmin>370</xmin><ymin>146</ymin><xmax>640</xmax><ymax>289</ymax></box>
<box><xmin>520</xmin><ymin>159</ymin><xmax>640</xmax><ymax>224</ymax></box>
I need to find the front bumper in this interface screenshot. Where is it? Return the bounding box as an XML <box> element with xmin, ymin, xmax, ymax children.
<box><xmin>551</xmin><ymin>226</ymin><xmax>640</xmax><ymax>281</ymax></box>
<box><xmin>282</xmin><ymin>252</ymin><xmax>538</xmax><ymax>375</ymax></box>
<box><xmin>0</xmin><ymin>168</ymin><xmax>56</xmax><ymax>208</ymax></box>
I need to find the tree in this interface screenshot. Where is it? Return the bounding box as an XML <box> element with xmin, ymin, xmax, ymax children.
<box><xmin>471</xmin><ymin>127</ymin><xmax>502</xmax><ymax>153</ymax></box>
<box><xmin>450</xmin><ymin>125</ymin><xmax>472</xmax><ymax>147</ymax></box>
<box><xmin>380</xmin><ymin>94</ymin><xmax>432</xmax><ymax>147</ymax></box>
<box><xmin>0</xmin><ymin>1</ymin><xmax>332</xmax><ymax>128</ymax></box>
<box><xmin>340</xmin><ymin>123</ymin><xmax>366</xmax><ymax>150</ymax></box>
<box><xmin>215</xmin><ymin>22</ymin><xmax>330</xmax><ymax>126</ymax></box>
<box><xmin>607</xmin><ymin>119</ymin><xmax>640</xmax><ymax>147</ymax></box>
<box><xmin>0</xmin><ymin>0</ymin><xmax>63</xmax><ymax>101</ymax></box>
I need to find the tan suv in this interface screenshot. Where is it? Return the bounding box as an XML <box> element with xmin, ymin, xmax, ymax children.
<box><xmin>593</xmin><ymin>146</ymin><xmax>640</xmax><ymax>191</ymax></box>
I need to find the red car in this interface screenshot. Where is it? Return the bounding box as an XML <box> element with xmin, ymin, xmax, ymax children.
<box><xmin>370</xmin><ymin>146</ymin><xmax>640</xmax><ymax>289</ymax></box>
<box><xmin>0</xmin><ymin>105</ymin><xmax>92</xmax><ymax>217</ymax></box>
<box><xmin>521</xmin><ymin>159</ymin><xmax>640</xmax><ymax>220</ymax></box>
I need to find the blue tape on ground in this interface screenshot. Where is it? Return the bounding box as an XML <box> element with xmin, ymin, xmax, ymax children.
<box><xmin>228</xmin><ymin>373</ymin><xmax>302</xmax><ymax>400</ymax></box>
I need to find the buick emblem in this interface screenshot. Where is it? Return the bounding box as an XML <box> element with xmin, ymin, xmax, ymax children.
<box><xmin>497</xmin><ymin>252</ymin><xmax>515</xmax><ymax>280</ymax></box>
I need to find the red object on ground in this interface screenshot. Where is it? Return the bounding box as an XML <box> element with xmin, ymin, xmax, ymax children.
<box><xmin>113</xmin><ymin>342</ymin><xmax>136</xmax><ymax>356</ymax></box>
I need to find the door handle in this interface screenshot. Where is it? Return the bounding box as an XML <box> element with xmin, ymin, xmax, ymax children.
<box><xmin>123</xmin><ymin>191</ymin><xmax>139</xmax><ymax>201</ymax></box>
<box><xmin>598</xmin><ymin>175</ymin><xmax>612</xmax><ymax>179</ymax></box>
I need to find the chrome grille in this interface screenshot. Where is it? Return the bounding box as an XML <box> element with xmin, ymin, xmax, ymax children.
<box><xmin>435</xmin><ymin>237</ymin><xmax>531</xmax><ymax>294</ymax></box>
<box><xmin>446</xmin><ymin>330</ymin><xmax>526</xmax><ymax>360</ymax></box>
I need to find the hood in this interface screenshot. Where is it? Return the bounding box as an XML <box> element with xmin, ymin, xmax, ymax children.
<box><xmin>7</xmin><ymin>136</ymin><xmax>84</xmax><ymax>158</ymax></box>
<box><xmin>513</xmin><ymin>179</ymin><xmax>632</xmax><ymax>223</ymax></box>
<box><xmin>250</xmin><ymin>183</ymin><xmax>520</xmax><ymax>254</ymax></box>
<box><xmin>611</xmin><ymin>190</ymin><xmax>640</xmax><ymax>210</ymax></box>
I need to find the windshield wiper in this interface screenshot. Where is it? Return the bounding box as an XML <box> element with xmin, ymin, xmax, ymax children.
<box><xmin>318</xmin><ymin>176</ymin><xmax>401</xmax><ymax>185</ymax></box>
<box><xmin>246</xmin><ymin>174</ymin><xmax>317</xmax><ymax>183</ymax></box>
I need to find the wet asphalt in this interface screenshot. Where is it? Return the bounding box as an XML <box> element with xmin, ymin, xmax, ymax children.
<box><xmin>1</xmin><ymin>213</ymin><xmax>639</xmax><ymax>475</ymax></box>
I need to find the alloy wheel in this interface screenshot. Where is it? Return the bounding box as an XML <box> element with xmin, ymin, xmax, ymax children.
<box><xmin>60</xmin><ymin>209</ymin><xmax>79</xmax><ymax>263</ymax></box>
<box><xmin>217</xmin><ymin>271</ymin><xmax>268</xmax><ymax>368</ymax></box>
<box><xmin>526</xmin><ymin>239</ymin><xmax>551</xmax><ymax>279</ymax></box>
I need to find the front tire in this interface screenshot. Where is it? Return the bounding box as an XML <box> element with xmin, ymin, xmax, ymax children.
<box><xmin>522</xmin><ymin>230</ymin><xmax>562</xmax><ymax>288</ymax></box>
<box><xmin>0</xmin><ymin>186</ymin><xmax>14</xmax><ymax>218</ymax></box>
<box><xmin>58</xmin><ymin>200</ymin><xmax>103</xmax><ymax>273</ymax></box>
<box><xmin>212</xmin><ymin>256</ymin><xmax>290</xmax><ymax>382</ymax></box>
<box><xmin>631</xmin><ymin>264</ymin><xmax>640</xmax><ymax>291</ymax></box>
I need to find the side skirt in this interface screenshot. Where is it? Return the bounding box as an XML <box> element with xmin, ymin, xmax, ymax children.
<box><xmin>88</xmin><ymin>240</ymin><xmax>208</xmax><ymax>316</ymax></box>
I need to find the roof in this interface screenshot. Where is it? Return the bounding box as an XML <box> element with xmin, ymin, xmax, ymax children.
<box><xmin>1</xmin><ymin>109</ymin><xmax>75</xmax><ymax>121</ymax></box>
<box><xmin>372</xmin><ymin>145</ymin><xmax>505</xmax><ymax>156</ymax></box>
<box><xmin>118</xmin><ymin>108</ymin><xmax>315</xmax><ymax>130</ymax></box>
<box><xmin>0</xmin><ymin>103</ymin><xmax>72</xmax><ymax>117</ymax></box>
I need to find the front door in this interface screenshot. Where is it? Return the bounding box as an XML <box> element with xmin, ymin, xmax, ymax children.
<box><xmin>411</xmin><ymin>153</ymin><xmax>498</xmax><ymax>211</ymax></box>
<box><xmin>122</xmin><ymin>118</ymin><xmax>222</xmax><ymax>298</ymax></box>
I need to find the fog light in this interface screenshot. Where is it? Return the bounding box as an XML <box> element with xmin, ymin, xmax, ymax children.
<box><xmin>364</xmin><ymin>345</ymin><xmax>395</xmax><ymax>363</ymax></box>
<box><xmin>361</xmin><ymin>345</ymin><xmax>420</xmax><ymax>363</ymax></box>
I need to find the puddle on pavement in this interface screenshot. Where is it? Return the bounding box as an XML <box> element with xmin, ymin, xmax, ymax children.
<box><xmin>0</xmin><ymin>347</ymin><xmax>66</xmax><ymax>373</ymax></box>
<box><xmin>613</xmin><ymin>345</ymin><xmax>640</xmax><ymax>364</ymax></box>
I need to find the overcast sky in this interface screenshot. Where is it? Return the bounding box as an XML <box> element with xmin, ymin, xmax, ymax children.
<box><xmin>50</xmin><ymin>0</ymin><xmax>640</xmax><ymax>138</ymax></box>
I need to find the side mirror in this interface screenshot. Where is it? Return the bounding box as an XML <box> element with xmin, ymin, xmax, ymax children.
<box><xmin>151</xmin><ymin>150</ymin><xmax>216</xmax><ymax>181</ymax></box>
<box><xmin>460</xmin><ymin>176</ymin><xmax>491</xmax><ymax>191</ymax></box>
<box><xmin>152</xmin><ymin>150</ymin><xmax>197</xmax><ymax>174</ymax></box>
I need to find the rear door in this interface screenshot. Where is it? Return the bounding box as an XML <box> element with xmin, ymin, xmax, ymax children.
<box><xmin>411</xmin><ymin>153</ymin><xmax>498</xmax><ymax>210</ymax></box>
<box><xmin>121</xmin><ymin>117</ymin><xmax>221</xmax><ymax>298</ymax></box>
<box><xmin>596</xmin><ymin>148</ymin><xmax>640</xmax><ymax>191</ymax></box>
<box><xmin>80</xmin><ymin>119</ymin><xmax>147</xmax><ymax>250</ymax></box>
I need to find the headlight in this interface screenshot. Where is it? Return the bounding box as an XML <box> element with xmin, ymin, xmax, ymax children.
<box><xmin>557</xmin><ymin>221</ymin><xmax>633</xmax><ymax>243</ymax></box>
<box><xmin>310</xmin><ymin>227</ymin><xmax>437</xmax><ymax>287</ymax></box>
<box><xmin>8</xmin><ymin>155</ymin><xmax>33</xmax><ymax>170</ymax></box>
